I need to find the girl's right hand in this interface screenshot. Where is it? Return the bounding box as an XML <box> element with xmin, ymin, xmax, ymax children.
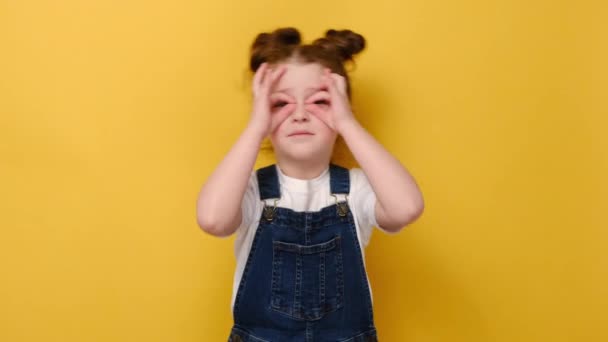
<box><xmin>248</xmin><ymin>62</ymin><xmax>293</xmax><ymax>139</ymax></box>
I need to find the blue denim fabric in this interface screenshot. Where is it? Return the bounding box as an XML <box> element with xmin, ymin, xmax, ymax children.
<box><xmin>228</xmin><ymin>164</ymin><xmax>378</xmax><ymax>342</ymax></box>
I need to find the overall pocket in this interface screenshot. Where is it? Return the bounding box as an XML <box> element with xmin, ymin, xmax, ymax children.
<box><xmin>270</xmin><ymin>234</ymin><xmax>344</xmax><ymax>321</ymax></box>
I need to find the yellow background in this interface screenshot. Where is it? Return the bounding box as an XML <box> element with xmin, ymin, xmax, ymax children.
<box><xmin>1</xmin><ymin>0</ymin><xmax>606</xmax><ymax>341</ymax></box>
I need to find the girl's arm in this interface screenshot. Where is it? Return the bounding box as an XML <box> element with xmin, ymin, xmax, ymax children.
<box><xmin>197</xmin><ymin>63</ymin><xmax>288</xmax><ymax>237</ymax></box>
<box><xmin>310</xmin><ymin>69</ymin><xmax>424</xmax><ymax>233</ymax></box>
<box><xmin>196</xmin><ymin>125</ymin><xmax>265</xmax><ymax>237</ymax></box>
<box><xmin>339</xmin><ymin>119</ymin><xmax>425</xmax><ymax>233</ymax></box>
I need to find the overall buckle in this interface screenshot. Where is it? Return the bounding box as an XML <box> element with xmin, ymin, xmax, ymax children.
<box><xmin>262</xmin><ymin>198</ymin><xmax>279</xmax><ymax>221</ymax></box>
<box><xmin>331</xmin><ymin>194</ymin><xmax>349</xmax><ymax>217</ymax></box>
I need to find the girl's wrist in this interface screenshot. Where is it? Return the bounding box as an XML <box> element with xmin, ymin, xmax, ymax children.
<box><xmin>245</xmin><ymin>122</ymin><xmax>268</xmax><ymax>142</ymax></box>
<box><xmin>336</xmin><ymin>117</ymin><xmax>359</xmax><ymax>135</ymax></box>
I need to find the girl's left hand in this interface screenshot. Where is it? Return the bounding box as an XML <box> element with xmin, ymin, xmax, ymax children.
<box><xmin>305</xmin><ymin>68</ymin><xmax>356</xmax><ymax>134</ymax></box>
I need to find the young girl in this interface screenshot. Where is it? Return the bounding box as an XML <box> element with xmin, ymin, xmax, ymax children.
<box><xmin>197</xmin><ymin>27</ymin><xmax>424</xmax><ymax>342</ymax></box>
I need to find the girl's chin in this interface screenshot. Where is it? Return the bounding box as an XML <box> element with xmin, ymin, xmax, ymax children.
<box><xmin>279</xmin><ymin>148</ymin><xmax>327</xmax><ymax>160</ymax></box>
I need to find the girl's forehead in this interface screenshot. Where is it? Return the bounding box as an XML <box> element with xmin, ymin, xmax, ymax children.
<box><xmin>273</xmin><ymin>63</ymin><xmax>324</xmax><ymax>90</ymax></box>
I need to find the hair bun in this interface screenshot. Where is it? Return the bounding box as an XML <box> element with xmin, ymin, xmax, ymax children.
<box><xmin>250</xmin><ymin>27</ymin><xmax>302</xmax><ymax>71</ymax></box>
<box><xmin>314</xmin><ymin>29</ymin><xmax>365</xmax><ymax>62</ymax></box>
<box><xmin>276</xmin><ymin>27</ymin><xmax>301</xmax><ymax>45</ymax></box>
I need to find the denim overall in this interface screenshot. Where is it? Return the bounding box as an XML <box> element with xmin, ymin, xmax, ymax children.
<box><xmin>228</xmin><ymin>164</ymin><xmax>378</xmax><ymax>342</ymax></box>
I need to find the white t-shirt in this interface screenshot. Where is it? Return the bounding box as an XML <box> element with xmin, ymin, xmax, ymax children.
<box><xmin>230</xmin><ymin>164</ymin><xmax>396</xmax><ymax>311</ymax></box>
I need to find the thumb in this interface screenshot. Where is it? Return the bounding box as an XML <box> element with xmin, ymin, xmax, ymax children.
<box><xmin>323</xmin><ymin>68</ymin><xmax>338</xmax><ymax>97</ymax></box>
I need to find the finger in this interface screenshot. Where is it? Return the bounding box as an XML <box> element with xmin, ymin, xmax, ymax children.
<box><xmin>255</xmin><ymin>69</ymin><xmax>273</xmax><ymax>99</ymax></box>
<box><xmin>323</xmin><ymin>69</ymin><xmax>347</xmax><ymax>96</ymax></box>
<box><xmin>306</xmin><ymin>106</ymin><xmax>334</xmax><ymax>130</ymax></box>
<box><xmin>323</xmin><ymin>73</ymin><xmax>339</xmax><ymax>99</ymax></box>
<box><xmin>253</xmin><ymin>63</ymin><xmax>268</xmax><ymax>94</ymax></box>
<box><xmin>325</xmin><ymin>68</ymin><xmax>337</xmax><ymax>88</ymax></box>
<box><xmin>267</xmin><ymin>65</ymin><xmax>287</xmax><ymax>91</ymax></box>
<box><xmin>304</xmin><ymin>104</ymin><xmax>325</xmax><ymax>117</ymax></box>
<box><xmin>259</xmin><ymin>66</ymin><xmax>286</xmax><ymax>104</ymax></box>
<box><xmin>270</xmin><ymin>104</ymin><xmax>295</xmax><ymax>133</ymax></box>
<box><xmin>305</xmin><ymin>102</ymin><xmax>331</xmax><ymax>121</ymax></box>
<box><xmin>331</xmin><ymin>74</ymin><xmax>347</xmax><ymax>95</ymax></box>
<box><xmin>305</xmin><ymin>91</ymin><xmax>331</xmax><ymax>103</ymax></box>
<box><xmin>260</xmin><ymin>66</ymin><xmax>276</xmax><ymax>93</ymax></box>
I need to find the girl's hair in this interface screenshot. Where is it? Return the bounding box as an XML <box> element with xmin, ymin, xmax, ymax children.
<box><xmin>249</xmin><ymin>27</ymin><xmax>365</xmax><ymax>100</ymax></box>
<box><xmin>249</xmin><ymin>27</ymin><xmax>366</xmax><ymax>167</ymax></box>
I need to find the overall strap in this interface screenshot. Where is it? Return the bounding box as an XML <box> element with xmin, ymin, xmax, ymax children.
<box><xmin>329</xmin><ymin>163</ymin><xmax>350</xmax><ymax>195</ymax></box>
<box><xmin>329</xmin><ymin>164</ymin><xmax>351</xmax><ymax>217</ymax></box>
<box><xmin>256</xmin><ymin>165</ymin><xmax>280</xmax><ymax>221</ymax></box>
<box><xmin>256</xmin><ymin>163</ymin><xmax>351</xmax><ymax>198</ymax></box>
<box><xmin>256</xmin><ymin>164</ymin><xmax>280</xmax><ymax>201</ymax></box>
<box><xmin>255</xmin><ymin>163</ymin><xmax>351</xmax><ymax>220</ymax></box>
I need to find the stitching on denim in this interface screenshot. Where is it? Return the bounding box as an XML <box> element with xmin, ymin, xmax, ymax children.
<box><xmin>232</xmin><ymin>222</ymin><xmax>265</xmax><ymax>321</ymax></box>
<box><xmin>346</xmin><ymin>212</ymin><xmax>375</xmax><ymax>323</ymax></box>
<box><xmin>268</xmin><ymin>234</ymin><xmax>344</xmax><ymax>321</ymax></box>
<box><xmin>230</xmin><ymin>326</ymin><xmax>273</xmax><ymax>342</ymax></box>
<box><xmin>337</xmin><ymin>328</ymin><xmax>378</xmax><ymax>342</ymax></box>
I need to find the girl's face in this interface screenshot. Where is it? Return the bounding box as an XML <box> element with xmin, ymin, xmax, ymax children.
<box><xmin>268</xmin><ymin>62</ymin><xmax>338</xmax><ymax>163</ymax></box>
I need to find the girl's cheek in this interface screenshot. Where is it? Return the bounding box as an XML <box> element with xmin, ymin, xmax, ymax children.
<box><xmin>271</xmin><ymin>105</ymin><xmax>295</xmax><ymax>132</ymax></box>
<box><xmin>305</xmin><ymin>104</ymin><xmax>325</xmax><ymax>117</ymax></box>
<box><xmin>276</xmin><ymin>104</ymin><xmax>295</xmax><ymax>121</ymax></box>
<box><xmin>284</xmin><ymin>103</ymin><xmax>296</xmax><ymax>114</ymax></box>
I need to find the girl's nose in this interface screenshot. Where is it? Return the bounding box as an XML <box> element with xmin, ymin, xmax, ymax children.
<box><xmin>291</xmin><ymin>103</ymin><xmax>310</xmax><ymax>121</ymax></box>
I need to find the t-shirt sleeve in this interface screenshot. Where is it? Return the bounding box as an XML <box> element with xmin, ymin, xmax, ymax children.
<box><xmin>351</xmin><ymin>168</ymin><xmax>399</xmax><ymax>237</ymax></box>
<box><xmin>235</xmin><ymin>171</ymin><xmax>259</xmax><ymax>237</ymax></box>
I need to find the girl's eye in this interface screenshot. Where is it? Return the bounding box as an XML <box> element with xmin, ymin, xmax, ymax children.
<box><xmin>314</xmin><ymin>100</ymin><xmax>329</xmax><ymax>105</ymax></box>
<box><xmin>272</xmin><ymin>101</ymin><xmax>288</xmax><ymax>108</ymax></box>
